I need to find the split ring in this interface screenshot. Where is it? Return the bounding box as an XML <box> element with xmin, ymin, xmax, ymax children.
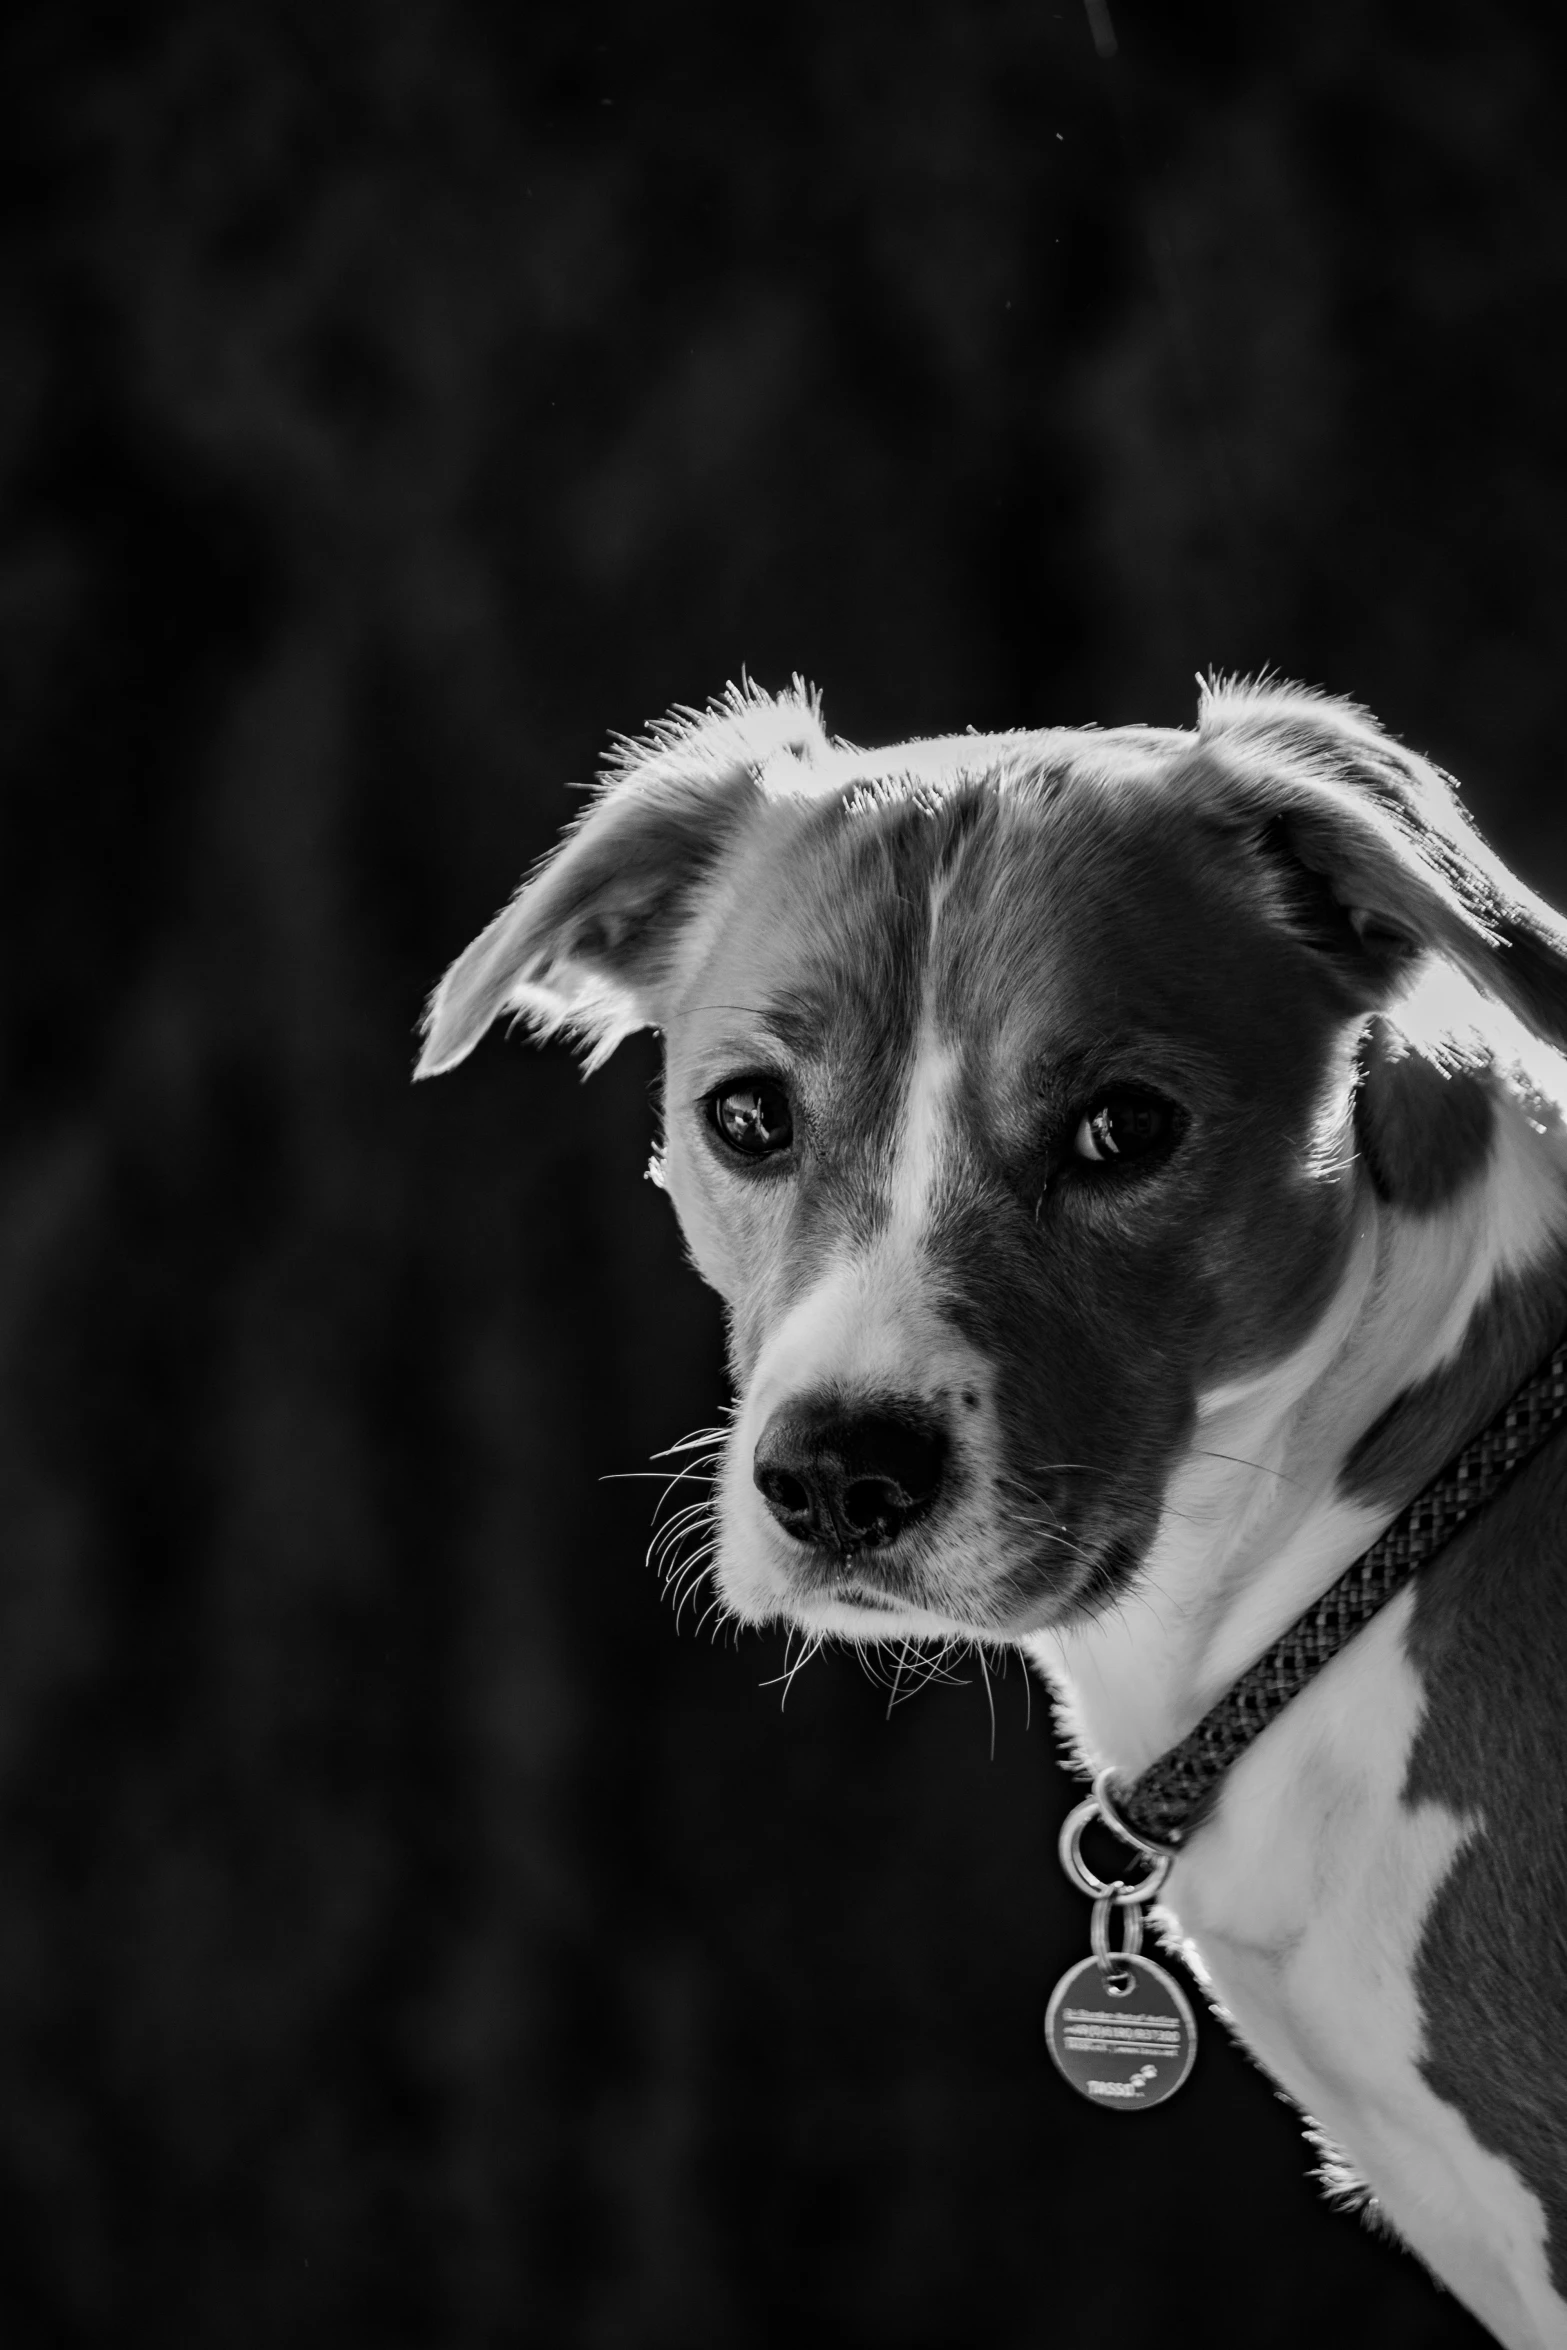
<box><xmin>1058</xmin><ymin>1778</ymin><xmax>1173</xmax><ymax>1905</ymax></box>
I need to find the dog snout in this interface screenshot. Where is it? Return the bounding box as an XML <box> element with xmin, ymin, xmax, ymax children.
<box><xmin>753</xmin><ymin>1399</ymin><xmax>949</xmax><ymax>1552</ymax></box>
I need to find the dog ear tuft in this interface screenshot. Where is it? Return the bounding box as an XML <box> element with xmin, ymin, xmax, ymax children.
<box><xmin>1200</xmin><ymin>679</ymin><xmax>1567</xmax><ymax>1043</ymax></box>
<box><xmin>416</xmin><ymin>679</ymin><xmax>830</xmax><ymax>1078</ymax></box>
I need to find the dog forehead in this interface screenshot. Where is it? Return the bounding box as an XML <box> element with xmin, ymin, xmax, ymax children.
<box><xmin>672</xmin><ymin>743</ymin><xmax>1310</xmax><ymax>1074</ymax></box>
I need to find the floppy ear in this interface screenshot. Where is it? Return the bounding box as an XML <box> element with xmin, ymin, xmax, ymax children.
<box><xmin>1198</xmin><ymin>678</ymin><xmax>1567</xmax><ymax>1045</ymax></box>
<box><xmin>415</xmin><ymin>679</ymin><xmax>831</xmax><ymax>1077</ymax></box>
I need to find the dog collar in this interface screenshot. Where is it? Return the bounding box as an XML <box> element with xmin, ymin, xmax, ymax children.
<box><xmin>1092</xmin><ymin>1326</ymin><xmax>1567</xmax><ymax>1860</ymax></box>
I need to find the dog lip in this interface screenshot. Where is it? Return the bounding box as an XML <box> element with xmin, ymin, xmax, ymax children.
<box><xmin>780</xmin><ymin>1544</ymin><xmax>912</xmax><ymax>1608</ymax></box>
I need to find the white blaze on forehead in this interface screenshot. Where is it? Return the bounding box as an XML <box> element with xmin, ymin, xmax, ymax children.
<box><xmin>734</xmin><ymin>891</ymin><xmax>976</xmax><ymax>1433</ymax></box>
<box><xmin>889</xmin><ymin>1026</ymin><xmax>962</xmax><ymax>1245</ymax></box>
<box><xmin>884</xmin><ymin>855</ymin><xmax>970</xmax><ymax>1245</ymax></box>
<box><xmin>707</xmin><ymin>835</ymin><xmax>1006</xmax><ymax>1639</ymax></box>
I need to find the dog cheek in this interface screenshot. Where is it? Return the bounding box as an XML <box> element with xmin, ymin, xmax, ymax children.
<box><xmin>660</xmin><ymin>1132</ymin><xmax>744</xmax><ymax>1297</ymax></box>
<box><xmin>663</xmin><ymin>1182</ymin><xmax>733</xmax><ymax>1301</ymax></box>
<box><xmin>660</xmin><ymin>1149</ymin><xmax>796</xmax><ymax>1378</ymax></box>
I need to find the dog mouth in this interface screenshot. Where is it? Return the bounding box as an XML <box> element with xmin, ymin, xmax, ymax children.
<box><xmin>788</xmin><ymin>1537</ymin><xmax>925</xmax><ymax>1606</ymax></box>
<box><xmin>772</xmin><ymin>1522</ymin><xmax>1150</xmax><ymax>1638</ymax></box>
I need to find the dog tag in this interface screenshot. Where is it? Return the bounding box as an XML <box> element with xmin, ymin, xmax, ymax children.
<box><xmin>1044</xmin><ymin>1953</ymin><xmax>1197</xmax><ymax>2110</ymax></box>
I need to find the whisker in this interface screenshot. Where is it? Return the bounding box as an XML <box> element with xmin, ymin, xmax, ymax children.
<box><xmin>885</xmin><ymin>1640</ymin><xmax>909</xmax><ymax>1722</ymax></box>
<box><xmin>1187</xmin><ymin>1447</ymin><xmax>1299</xmax><ymax>1485</ymax></box>
<box><xmin>978</xmin><ymin>1645</ymin><xmax>998</xmax><ymax>1760</ymax></box>
<box><xmin>652</xmin><ymin>1497</ymin><xmax>715</xmax><ymax>1545</ymax></box>
<box><xmin>761</xmin><ymin>1629</ymin><xmax>823</xmax><ymax>1708</ymax></box>
<box><xmin>649</xmin><ymin>1422</ymin><xmax>732</xmax><ymax>1460</ymax></box>
<box><xmin>668</xmin><ymin>1546</ymin><xmax>718</xmax><ymax>1630</ymax></box>
<box><xmin>759</xmin><ymin>1626</ymin><xmax>798</xmax><ymax>1691</ymax></box>
<box><xmin>649</xmin><ymin>1508</ymin><xmax>716</xmax><ymax>1578</ymax></box>
<box><xmin>695</xmin><ymin>1590</ymin><xmax>728</xmax><ymax>1641</ymax></box>
<box><xmin>601</xmin><ymin>1458</ymin><xmax>721</xmax><ymax>1483</ymax></box>
<box><xmin>855</xmin><ymin>1642</ymin><xmax>894</xmax><ymax>1693</ymax></box>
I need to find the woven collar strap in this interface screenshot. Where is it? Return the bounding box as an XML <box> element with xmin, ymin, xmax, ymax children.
<box><xmin>1106</xmin><ymin>1328</ymin><xmax>1567</xmax><ymax>1854</ymax></box>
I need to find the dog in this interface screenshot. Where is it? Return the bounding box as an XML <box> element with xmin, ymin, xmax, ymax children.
<box><xmin>417</xmin><ymin>678</ymin><xmax>1567</xmax><ymax>2349</ymax></box>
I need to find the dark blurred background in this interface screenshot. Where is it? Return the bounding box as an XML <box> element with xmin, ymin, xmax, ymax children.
<box><xmin>1</xmin><ymin>0</ymin><xmax>1560</xmax><ymax>2341</ymax></box>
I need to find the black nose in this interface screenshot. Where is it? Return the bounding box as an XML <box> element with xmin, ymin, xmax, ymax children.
<box><xmin>753</xmin><ymin>1400</ymin><xmax>949</xmax><ymax>1552</ymax></box>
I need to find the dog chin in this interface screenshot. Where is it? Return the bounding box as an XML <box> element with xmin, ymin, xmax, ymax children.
<box><xmin>711</xmin><ymin>1516</ymin><xmax>1096</xmax><ymax>1644</ymax></box>
<box><xmin>712</xmin><ymin>1525</ymin><xmax>964</xmax><ymax>1642</ymax></box>
<box><xmin>720</xmin><ymin>1571</ymin><xmax>1094</xmax><ymax>1648</ymax></box>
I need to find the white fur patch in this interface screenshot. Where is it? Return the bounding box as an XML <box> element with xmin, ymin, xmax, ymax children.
<box><xmin>888</xmin><ymin>1033</ymin><xmax>958</xmax><ymax>1247</ymax></box>
<box><xmin>1159</xmin><ymin>1589</ymin><xmax>1564</xmax><ymax>2349</ymax></box>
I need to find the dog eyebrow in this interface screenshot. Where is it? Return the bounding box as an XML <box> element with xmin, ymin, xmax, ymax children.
<box><xmin>762</xmin><ymin>993</ymin><xmax>840</xmax><ymax>1060</ymax></box>
<box><xmin>686</xmin><ymin>991</ymin><xmax>822</xmax><ymax>1057</ymax></box>
<box><xmin>1037</xmin><ymin>1032</ymin><xmax>1225</xmax><ymax>1088</ymax></box>
<box><xmin>691</xmin><ymin>989</ymin><xmax>849</xmax><ymax>1065</ymax></box>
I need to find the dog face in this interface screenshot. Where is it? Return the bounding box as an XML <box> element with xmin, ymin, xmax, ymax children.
<box><xmin>418</xmin><ymin>681</ymin><xmax>1567</xmax><ymax>1644</ymax></box>
<box><xmin>656</xmin><ymin>764</ymin><xmax>1369</xmax><ymax>1642</ymax></box>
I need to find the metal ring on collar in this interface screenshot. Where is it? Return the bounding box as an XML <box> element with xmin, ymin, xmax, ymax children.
<box><xmin>1092</xmin><ymin>1769</ymin><xmax>1180</xmax><ymax>1870</ymax></box>
<box><xmin>1090</xmin><ymin>1892</ymin><xmax>1144</xmax><ymax>1970</ymax></box>
<box><xmin>1058</xmin><ymin>1777</ymin><xmax>1173</xmax><ymax>1905</ymax></box>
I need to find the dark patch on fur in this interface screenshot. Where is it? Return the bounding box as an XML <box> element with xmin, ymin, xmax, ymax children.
<box><xmin>1353</xmin><ymin>1018</ymin><xmax>1495</xmax><ymax>1213</ymax></box>
<box><xmin>1402</xmin><ymin>1433</ymin><xmax>1567</xmax><ymax>2292</ymax></box>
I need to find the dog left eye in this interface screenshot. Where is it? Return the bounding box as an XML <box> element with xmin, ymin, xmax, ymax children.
<box><xmin>708</xmin><ymin>1078</ymin><xmax>794</xmax><ymax>1158</ymax></box>
<box><xmin>1074</xmin><ymin>1090</ymin><xmax>1178</xmax><ymax>1165</ymax></box>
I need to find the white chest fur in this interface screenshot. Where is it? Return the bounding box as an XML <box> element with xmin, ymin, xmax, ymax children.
<box><xmin>1037</xmin><ymin>1587</ymin><xmax>1564</xmax><ymax>2349</ymax></box>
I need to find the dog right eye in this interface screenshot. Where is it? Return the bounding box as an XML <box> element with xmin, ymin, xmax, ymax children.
<box><xmin>707</xmin><ymin>1078</ymin><xmax>795</xmax><ymax>1159</ymax></box>
<box><xmin>1073</xmin><ymin>1088</ymin><xmax>1180</xmax><ymax>1166</ymax></box>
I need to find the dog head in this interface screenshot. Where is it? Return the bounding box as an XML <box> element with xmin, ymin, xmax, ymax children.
<box><xmin>417</xmin><ymin>679</ymin><xmax>1567</xmax><ymax>1644</ymax></box>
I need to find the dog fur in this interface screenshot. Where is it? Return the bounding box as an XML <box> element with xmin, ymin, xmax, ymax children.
<box><xmin>418</xmin><ymin>679</ymin><xmax>1567</xmax><ymax>2348</ymax></box>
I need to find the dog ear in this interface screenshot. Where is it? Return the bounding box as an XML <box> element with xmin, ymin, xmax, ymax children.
<box><xmin>415</xmin><ymin>680</ymin><xmax>831</xmax><ymax>1077</ymax></box>
<box><xmin>1198</xmin><ymin>679</ymin><xmax>1567</xmax><ymax>1044</ymax></box>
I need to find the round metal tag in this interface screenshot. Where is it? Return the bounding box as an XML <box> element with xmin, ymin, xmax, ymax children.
<box><xmin>1044</xmin><ymin>1953</ymin><xmax>1197</xmax><ymax>2110</ymax></box>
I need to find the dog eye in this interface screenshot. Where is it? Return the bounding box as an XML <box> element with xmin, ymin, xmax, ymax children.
<box><xmin>708</xmin><ymin>1078</ymin><xmax>794</xmax><ymax>1159</ymax></box>
<box><xmin>1073</xmin><ymin>1090</ymin><xmax>1178</xmax><ymax>1165</ymax></box>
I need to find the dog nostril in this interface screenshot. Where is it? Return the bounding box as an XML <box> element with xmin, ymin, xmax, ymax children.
<box><xmin>753</xmin><ymin>1403</ymin><xmax>948</xmax><ymax>1553</ymax></box>
<box><xmin>757</xmin><ymin>1465</ymin><xmax>811</xmax><ymax>1519</ymax></box>
<box><xmin>841</xmin><ymin>1477</ymin><xmax>907</xmax><ymax>1544</ymax></box>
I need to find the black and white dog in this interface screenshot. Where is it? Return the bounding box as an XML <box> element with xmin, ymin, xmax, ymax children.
<box><xmin>419</xmin><ymin>679</ymin><xmax>1567</xmax><ymax>2348</ymax></box>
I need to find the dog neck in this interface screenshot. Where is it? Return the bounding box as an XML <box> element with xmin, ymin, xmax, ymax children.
<box><xmin>1029</xmin><ymin>1029</ymin><xmax>1567</xmax><ymax>1779</ymax></box>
